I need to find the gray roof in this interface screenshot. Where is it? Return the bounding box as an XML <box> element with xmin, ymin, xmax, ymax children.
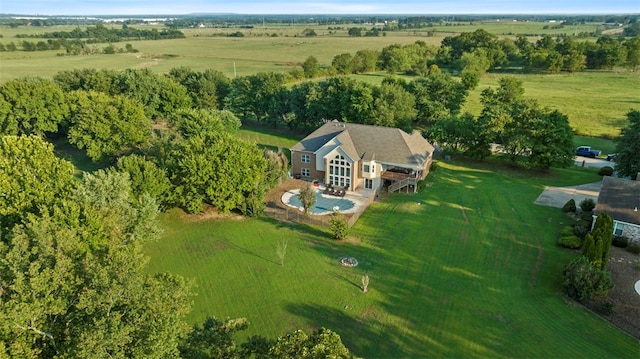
<box><xmin>594</xmin><ymin>176</ymin><xmax>640</xmax><ymax>226</ymax></box>
<box><xmin>291</xmin><ymin>121</ymin><xmax>434</xmax><ymax>168</ymax></box>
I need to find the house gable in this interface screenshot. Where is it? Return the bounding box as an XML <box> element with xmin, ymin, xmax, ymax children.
<box><xmin>594</xmin><ymin>176</ymin><xmax>640</xmax><ymax>241</ymax></box>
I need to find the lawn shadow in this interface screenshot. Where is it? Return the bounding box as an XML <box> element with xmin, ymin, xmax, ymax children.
<box><xmin>228</xmin><ymin>241</ymin><xmax>280</xmax><ymax>266</ymax></box>
<box><xmin>330</xmin><ymin>272</ymin><xmax>361</xmax><ymax>290</ymax></box>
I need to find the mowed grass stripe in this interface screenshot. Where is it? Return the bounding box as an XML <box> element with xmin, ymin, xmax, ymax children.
<box><xmin>146</xmin><ymin>160</ymin><xmax>636</xmax><ymax>358</ymax></box>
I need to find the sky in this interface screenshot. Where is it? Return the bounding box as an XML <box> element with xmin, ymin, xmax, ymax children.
<box><xmin>1</xmin><ymin>0</ymin><xmax>638</xmax><ymax>16</ymax></box>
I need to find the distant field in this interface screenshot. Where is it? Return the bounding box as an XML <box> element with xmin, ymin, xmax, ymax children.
<box><xmin>1</xmin><ymin>22</ymin><xmax>637</xmax><ymax>138</ymax></box>
<box><xmin>145</xmin><ymin>157</ymin><xmax>637</xmax><ymax>358</ymax></box>
<box><xmin>463</xmin><ymin>71</ymin><xmax>640</xmax><ymax>138</ymax></box>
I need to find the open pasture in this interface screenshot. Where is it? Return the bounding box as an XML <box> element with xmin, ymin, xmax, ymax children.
<box><xmin>1</xmin><ymin>22</ymin><xmax>637</xmax><ymax>138</ymax></box>
<box><xmin>144</xmin><ymin>155</ymin><xmax>637</xmax><ymax>358</ymax></box>
<box><xmin>463</xmin><ymin>71</ymin><xmax>640</xmax><ymax>138</ymax></box>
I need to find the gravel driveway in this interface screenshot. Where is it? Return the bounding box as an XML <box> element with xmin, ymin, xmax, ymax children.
<box><xmin>534</xmin><ymin>181</ymin><xmax>603</xmax><ymax>208</ymax></box>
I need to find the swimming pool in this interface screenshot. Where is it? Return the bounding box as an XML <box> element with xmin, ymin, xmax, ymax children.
<box><xmin>286</xmin><ymin>190</ymin><xmax>355</xmax><ymax>215</ymax></box>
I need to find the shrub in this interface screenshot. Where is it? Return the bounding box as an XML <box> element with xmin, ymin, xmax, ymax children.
<box><xmin>562</xmin><ymin>256</ymin><xmax>614</xmax><ymax>303</ymax></box>
<box><xmin>580</xmin><ymin>210</ymin><xmax>594</xmax><ymax>222</ymax></box>
<box><xmin>562</xmin><ymin>199</ymin><xmax>576</xmax><ymax>213</ymax></box>
<box><xmin>558</xmin><ymin>236</ymin><xmax>582</xmax><ymax>249</ymax></box>
<box><xmin>626</xmin><ymin>241</ymin><xmax>640</xmax><ymax>255</ymax></box>
<box><xmin>430</xmin><ymin>160</ymin><xmax>439</xmax><ymax>172</ymax></box>
<box><xmin>597</xmin><ymin>299</ymin><xmax>616</xmax><ymax>316</ymax></box>
<box><xmin>579</xmin><ymin>198</ymin><xmax>596</xmax><ymax>212</ymax></box>
<box><xmin>612</xmin><ymin>235</ymin><xmax>629</xmax><ymax>248</ymax></box>
<box><xmin>598</xmin><ymin>166</ymin><xmax>614</xmax><ymax>176</ymax></box>
<box><xmin>572</xmin><ymin>223</ymin><xmax>589</xmax><ymax>240</ymax></box>
<box><xmin>328</xmin><ymin>211</ymin><xmax>349</xmax><ymax>240</ymax></box>
<box><xmin>559</xmin><ymin>226</ymin><xmax>574</xmax><ymax>237</ymax></box>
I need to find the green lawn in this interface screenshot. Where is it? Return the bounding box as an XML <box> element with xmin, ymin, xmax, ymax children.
<box><xmin>144</xmin><ymin>159</ymin><xmax>636</xmax><ymax>358</ymax></box>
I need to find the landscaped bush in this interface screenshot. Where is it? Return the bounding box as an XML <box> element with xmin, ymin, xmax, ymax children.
<box><xmin>598</xmin><ymin>166</ymin><xmax>614</xmax><ymax>176</ymax></box>
<box><xmin>580</xmin><ymin>198</ymin><xmax>596</xmax><ymax>212</ymax></box>
<box><xmin>562</xmin><ymin>256</ymin><xmax>614</xmax><ymax>303</ymax></box>
<box><xmin>562</xmin><ymin>199</ymin><xmax>576</xmax><ymax>213</ymax></box>
<box><xmin>612</xmin><ymin>235</ymin><xmax>629</xmax><ymax>248</ymax></box>
<box><xmin>430</xmin><ymin>160</ymin><xmax>439</xmax><ymax>172</ymax></box>
<box><xmin>580</xmin><ymin>210</ymin><xmax>594</xmax><ymax>222</ymax></box>
<box><xmin>626</xmin><ymin>241</ymin><xmax>640</xmax><ymax>255</ymax></box>
<box><xmin>560</xmin><ymin>226</ymin><xmax>574</xmax><ymax>237</ymax></box>
<box><xmin>558</xmin><ymin>235</ymin><xmax>582</xmax><ymax>249</ymax></box>
<box><xmin>573</xmin><ymin>223</ymin><xmax>590</xmax><ymax>239</ymax></box>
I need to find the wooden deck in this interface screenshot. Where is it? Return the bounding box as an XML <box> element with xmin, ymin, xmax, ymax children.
<box><xmin>381</xmin><ymin>171</ymin><xmax>419</xmax><ymax>181</ymax></box>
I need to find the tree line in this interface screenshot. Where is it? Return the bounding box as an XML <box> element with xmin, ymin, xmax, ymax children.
<box><xmin>0</xmin><ymin>135</ymin><xmax>351</xmax><ymax>357</ymax></box>
<box><xmin>1</xmin><ymin>23</ymin><xmax>184</xmax><ymax>52</ymax></box>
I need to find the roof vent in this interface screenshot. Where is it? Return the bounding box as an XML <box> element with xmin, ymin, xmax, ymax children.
<box><xmin>635</xmin><ymin>207</ymin><xmax>638</xmax><ymax>212</ymax></box>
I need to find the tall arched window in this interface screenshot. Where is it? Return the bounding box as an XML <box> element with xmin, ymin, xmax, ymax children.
<box><xmin>328</xmin><ymin>154</ymin><xmax>351</xmax><ymax>189</ymax></box>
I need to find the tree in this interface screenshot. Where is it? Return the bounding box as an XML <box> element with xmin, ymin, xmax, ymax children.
<box><xmin>370</xmin><ymin>82</ymin><xmax>416</xmax><ymax>130</ymax></box>
<box><xmin>179</xmin><ymin>317</ymin><xmax>252</xmax><ymax>358</ymax></box>
<box><xmin>168</xmin><ymin>108</ymin><xmax>241</xmax><ymax>138</ymax></box>
<box><xmin>167</xmin><ymin>67</ymin><xmax>230</xmax><ymax>109</ymax></box>
<box><xmin>276</xmin><ymin>239</ymin><xmax>288</xmax><ymax>267</ymax></box>
<box><xmin>302</xmin><ymin>55</ymin><xmax>320</xmax><ymax>78</ymax></box>
<box><xmin>347</xmin><ymin>27</ymin><xmax>362</xmax><ymax>37</ymax></box>
<box><xmin>351</xmin><ymin>49</ymin><xmax>379</xmax><ymax>73</ymax></box>
<box><xmin>116</xmin><ymin>154</ymin><xmax>174</xmax><ymax>209</ymax></box>
<box><xmin>406</xmin><ymin>72</ymin><xmax>468</xmax><ymax>126</ymax></box>
<box><xmin>0</xmin><ymin>77</ymin><xmax>68</xmax><ymax>136</ymax></box>
<box><xmin>332</xmin><ymin>53</ymin><xmax>354</xmax><ymax>74</ymax></box>
<box><xmin>0</xmin><ymin>135</ymin><xmax>75</xmax><ymax>230</ymax></box>
<box><xmin>614</xmin><ymin>110</ymin><xmax>640</xmax><ymax>179</ymax></box>
<box><xmin>269</xmin><ymin>328</ymin><xmax>351</xmax><ymax>358</ymax></box>
<box><xmin>0</xmin><ymin>170</ymin><xmax>192</xmax><ymax>357</ymax></box>
<box><xmin>584</xmin><ymin>212</ymin><xmax>613</xmax><ymax>269</ymax></box>
<box><xmin>624</xmin><ymin>36</ymin><xmax>640</xmax><ymax>71</ymax></box>
<box><xmin>170</xmin><ymin>132</ymin><xmax>268</xmax><ymax>214</ymax></box>
<box><xmin>226</xmin><ymin>72</ymin><xmax>288</xmax><ymax>125</ymax></box>
<box><xmin>329</xmin><ymin>210</ymin><xmax>349</xmax><ymax>240</ymax></box>
<box><xmin>562</xmin><ymin>256</ymin><xmax>614</xmax><ymax>303</ymax></box>
<box><xmin>53</xmin><ymin>68</ymin><xmax>118</xmax><ymax>94</ymax></box>
<box><xmin>299</xmin><ymin>182</ymin><xmax>316</xmax><ymax>215</ymax></box>
<box><xmin>66</xmin><ymin>90</ymin><xmax>151</xmax><ymax>161</ymax></box>
<box><xmin>114</xmin><ymin>68</ymin><xmax>192</xmax><ymax>119</ymax></box>
<box><xmin>378</xmin><ymin>44</ymin><xmax>408</xmax><ymax>73</ymax></box>
<box><xmin>478</xmin><ymin>77</ymin><xmax>573</xmax><ymax>170</ymax></box>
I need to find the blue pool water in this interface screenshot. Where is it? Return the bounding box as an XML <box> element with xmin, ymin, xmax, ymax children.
<box><xmin>288</xmin><ymin>191</ymin><xmax>355</xmax><ymax>214</ymax></box>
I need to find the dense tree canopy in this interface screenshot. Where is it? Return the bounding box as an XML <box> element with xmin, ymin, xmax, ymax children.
<box><xmin>167</xmin><ymin>67</ymin><xmax>231</xmax><ymax>110</ymax></box>
<box><xmin>0</xmin><ymin>135</ymin><xmax>75</xmax><ymax>230</ymax></box>
<box><xmin>169</xmin><ymin>131</ymin><xmax>269</xmax><ymax>214</ymax></box>
<box><xmin>66</xmin><ymin>90</ymin><xmax>151</xmax><ymax>161</ymax></box>
<box><xmin>0</xmin><ymin>78</ymin><xmax>68</xmax><ymax>136</ymax></box>
<box><xmin>114</xmin><ymin>68</ymin><xmax>192</xmax><ymax>119</ymax></box>
<box><xmin>0</xmin><ymin>170</ymin><xmax>192</xmax><ymax>357</ymax></box>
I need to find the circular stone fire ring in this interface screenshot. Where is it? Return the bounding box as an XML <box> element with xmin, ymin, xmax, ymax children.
<box><xmin>338</xmin><ymin>257</ymin><xmax>359</xmax><ymax>267</ymax></box>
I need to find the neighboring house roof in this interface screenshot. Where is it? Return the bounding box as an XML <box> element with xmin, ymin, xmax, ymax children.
<box><xmin>594</xmin><ymin>176</ymin><xmax>640</xmax><ymax>226</ymax></box>
<box><xmin>291</xmin><ymin>121</ymin><xmax>434</xmax><ymax>168</ymax></box>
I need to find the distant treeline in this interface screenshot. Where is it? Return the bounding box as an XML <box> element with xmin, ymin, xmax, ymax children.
<box><xmin>14</xmin><ymin>23</ymin><xmax>184</xmax><ymax>41</ymax></box>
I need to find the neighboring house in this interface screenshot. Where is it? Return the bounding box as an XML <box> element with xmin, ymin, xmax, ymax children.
<box><xmin>290</xmin><ymin>120</ymin><xmax>435</xmax><ymax>193</ymax></box>
<box><xmin>593</xmin><ymin>176</ymin><xmax>640</xmax><ymax>242</ymax></box>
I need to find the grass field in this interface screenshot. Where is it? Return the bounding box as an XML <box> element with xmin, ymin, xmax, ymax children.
<box><xmin>144</xmin><ymin>157</ymin><xmax>637</xmax><ymax>357</ymax></box>
<box><xmin>2</xmin><ymin>22</ymin><xmax>637</xmax><ymax>137</ymax></box>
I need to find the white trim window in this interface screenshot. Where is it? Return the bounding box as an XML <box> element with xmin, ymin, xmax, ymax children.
<box><xmin>301</xmin><ymin>168</ymin><xmax>310</xmax><ymax>177</ymax></box>
<box><xmin>365</xmin><ymin>178</ymin><xmax>373</xmax><ymax>189</ymax></box>
<box><xmin>613</xmin><ymin>222</ymin><xmax>625</xmax><ymax>236</ymax></box>
<box><xmin>363</xmin><ymin>164</ymin><xmax>370</xmax><ymax>173</ymax></box>
<box><xmin>301</xmin><ymin>154</ymin><xmax>310</xmax><ymax>163</ymax></box>
<box><xmin>328</xmin><ymin>154</ymin><xmax>351</xmax><ymax>189</ymax></box>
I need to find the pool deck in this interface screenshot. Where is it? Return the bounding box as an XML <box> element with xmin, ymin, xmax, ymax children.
<box><xmin>281</xmin><ymin>185</ymin><xmax>373</xmax><ymax>215</ymax></box>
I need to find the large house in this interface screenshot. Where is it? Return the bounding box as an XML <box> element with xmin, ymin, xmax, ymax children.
<box><xmin>290</xmin><ymin>121</ymin><xmax>435</xmax><ymax>193</ymax></box>
<box><xmin>593</xmin><ymin>176</ymin><xmax>640</xmax><ymax>241</ymax></box>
